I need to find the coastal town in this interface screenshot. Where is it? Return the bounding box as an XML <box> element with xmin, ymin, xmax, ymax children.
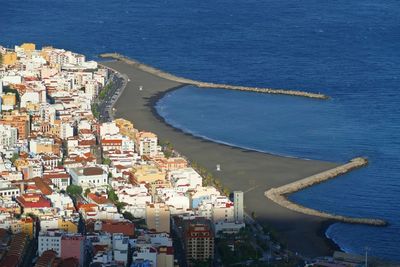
<box><xmin>0</xmin><ymin>44</ymin><xmax>383</xmax><ymax>267</ymax></box>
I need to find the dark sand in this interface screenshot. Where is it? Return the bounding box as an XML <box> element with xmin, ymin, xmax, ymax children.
<box><xmin>103</xmin><ymin>60</ymin><xmax>341</xmax><ymax>257</ymax></box>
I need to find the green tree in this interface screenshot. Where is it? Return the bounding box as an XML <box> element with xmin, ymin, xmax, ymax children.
<box><xmin>115</xmin><ymin>202</ymin><xmax>126</xmax><ymax>213</ymax></box>
<box><xmin>102</xmin><ymin>157</ymin><xmax>111</xmax><ymax>165</ymax></box>
<box><xmin>84</xmin><ymin>188</ymin><xmax>91</xmax><ymax>197</ymax></box>
<box><xmin>223</xmin><ymin>187</ymin><xmax>230</xmax><ymax>196</ymax></box>
<box><xmin>91</xmin><ymin>103</ymin><xmax>100</xmax><ymax>119</ymax></box>
<box><xmin>123</xmin><ymin>211</ymin><xmax>135</xmax><ymax>221</ymax></box>
<box><xmin>66</xmin><ymin>185</ymin><xmax>83</xmax><ymax>196</ymax></box>
<box><xmin>10</xmin><ymin>153</ymin><xmax>19</xmax><ymax>163</ymax></box>
<box><xmin>108</xmin><ymin>188</ymin><xmax>119</xmax><ymax>203</ymax></box>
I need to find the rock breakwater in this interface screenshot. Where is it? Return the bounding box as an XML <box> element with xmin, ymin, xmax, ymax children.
<box><xmin>100</xmin><ymin>53</ymin><xmax>328</xmax><ymax>100</ymax></box>
<box><xmin>265</xmin><ymin>157</ymin><xmax>387</xmax><ymax>226</ymax></box>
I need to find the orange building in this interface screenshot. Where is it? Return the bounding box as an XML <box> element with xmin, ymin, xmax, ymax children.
<box><xmin>0</xmin><ymin>112</ymin><xmax>30</xmax><ymax>139</ymax></box>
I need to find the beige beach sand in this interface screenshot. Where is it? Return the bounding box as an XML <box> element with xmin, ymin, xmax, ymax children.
<box><xmin>102</xmin><ymin>60</ymin><xmax>341</xmax><ymax>257</ymax></box>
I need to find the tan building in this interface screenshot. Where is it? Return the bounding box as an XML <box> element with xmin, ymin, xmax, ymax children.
<box><xmin>8</xmin><ymin>217</ymin><xmax>35</xmax><ymax>239</ymax></box>
<box><xmin>145</xmin><ymin>203</ymin><xmax>170</xmax><ymax>233</ymax></box>
<box><xmin>20</xmin><ymin>43</ymin><xmax>36</xmax><ymax>52</ymax></box>
<box><xmin>2</xmin><ymin>52</ymin><xmax>17</xmax><ymax>66</ymax></box>
<box><xmin>135</xmin><ymin>131</ymin><xmax>158</xmax><ymax>157</ymax></box>
<box><xmin>2</xmin><ymin>93</ymin><xmax>17</xmax><ymax>106</ymax></box>
<box><xmin>131</xmin><ymin>165</ymin><xmax>166</xmax><ymax>184</ymax></box>
<box><xmin>184</xmin><ymin>218</ymin><xmax>214</xmax><ymax>266</ymax></box>
<box><xmin>157</xmin><ymin>246</ymin><xmax>174</xmax><ymax>267</ymax></box>
<box><xmin>153</xmin><ymin>157</ymin><xmax>188</xmax><ymax>172</ymax></box>
<box><xmin>114</xmin><ymin>118</ymin><xmax>136</xmax><ymax>139</ymax></box>
<box><xmin>58</xmin><ymin>219</ymin><xmax>78</xmax><ymax>233</ymax></box>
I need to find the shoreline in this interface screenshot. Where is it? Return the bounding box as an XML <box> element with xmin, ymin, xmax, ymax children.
<box><xmin>100</xmin><ymin>58</ymin><xmax>360</xmax><ymax>257</ymax></box>
<box><xmin>148</xmin><ymin>85</ymin><xmax>349</xmax><ymax>256</ymax></box>
<box><xmin>99</xmin><ymin>53</ymin><xmax>329</xmax><ymax>100</ymax></box>
<box><xmin>318</xmin><ymin>220</ymin><xmax>342</xmax><ymax>253</ymax></box>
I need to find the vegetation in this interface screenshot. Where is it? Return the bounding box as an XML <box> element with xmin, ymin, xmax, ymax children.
<box><xmin>191</xmin><ymin>259</ymin><xmax>212</xmax><ymax>267</ymax></box>
<box><xmin>107</xmin><ymin>188</ymin><xmax>118</xmax><ymax>203</ymax></box>
<box><xmin>123</xmin><ymin>211</ymin><xmax>135</xmax><ymax>221</ymax></box>
<box><xmin>66</xmin><ymin>184</ymin><xmax>83</xmax><ymax>196</ymax></box>
<box><xmin>215</xmin><ymin>227</ymin><xmax>267</xmax><ymax>265</ymax></box>
<box><xmin>160</xmin><ymin>140</ymin><xmax>174</xmax><ymax>158</ymax></box>
<box><xmin>98</xmin><ymin>82</ymin><xmax>113</xmax><ymax>100</ymax></box>
<box><xmin>91</xmin><ymin>103</ymin><xmax>100</xmax><ymax>119</ymax></box>
<box><xmin>190</xmin><ymin>161</ymin><xmax>231</xmax><ymax>197</ymax></box>
<box><xmin>84</xmin><ymin>188</ymin><xmax>91</xmax><ymax>197</ymax></box>
<box><xmin>10</xmin><ymin>153</ymin><xmax>19</xmax><ymax>163</ymax></box>
<box><xmin>260</xmin><ymin>223</ymin><xmax>280</xmax><ymax>242</ymax></box>
<box><xmin>107</xmin><ymin>188</ymin><xmax>126</xmax><ymax>213</ymax></box>
<box><xmin>102</xmin><ymin>157</ymin><xmax>112</xmax><ymax>166</ymax></box>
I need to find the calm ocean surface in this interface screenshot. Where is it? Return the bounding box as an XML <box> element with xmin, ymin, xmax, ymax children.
<box><xmin>1</xmin><ymin>0</ymin><xmax>399</xmax><ymax>261</ymax></box>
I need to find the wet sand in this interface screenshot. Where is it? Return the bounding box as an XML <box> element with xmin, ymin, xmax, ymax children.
<box><xmin>103</xmin><ymin>60</ymin><xmax>341</xmax><ymax>257</ymax></box>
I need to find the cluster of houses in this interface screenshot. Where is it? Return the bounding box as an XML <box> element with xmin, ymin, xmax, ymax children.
<box><xmin>0</xmin><ymin>43</ymin><xmax>245</xmax><ymax>267</ymax></box>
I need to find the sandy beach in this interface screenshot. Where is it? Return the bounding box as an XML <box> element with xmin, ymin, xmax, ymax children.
<box><xmin>102</xmin><ymin>60</ymin><xmax>341</xmax><ymax>257</ymax></box>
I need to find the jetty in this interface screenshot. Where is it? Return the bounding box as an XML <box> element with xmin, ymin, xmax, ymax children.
<box><xmin>100</xmin><ymin>53</ymin><xmax>329</xmax><ymax>100</ymax></box>
<box><xmin>265</xmin><ymin>157</ymin><xmax>387</xmax><ymax>226</ymax></box>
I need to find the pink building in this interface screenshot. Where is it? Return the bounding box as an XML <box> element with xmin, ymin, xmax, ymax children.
<box><xmin>61</xmin><ymin>235</ymin><xmax>85</xmax><ymax>266</ymax></box>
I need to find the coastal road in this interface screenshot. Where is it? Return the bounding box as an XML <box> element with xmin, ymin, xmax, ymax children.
<box><xmin>102</xmin><ymin>60</ymin><xmax>340</xmax><ymax>258</ymax></box>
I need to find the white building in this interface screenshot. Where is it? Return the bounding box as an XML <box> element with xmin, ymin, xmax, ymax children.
<box><xmin>113</xmin><ymin>233</ymin><xmax>129</xmax><ymax>266</ymax></box>
<box><xmin>60</xmin><ymin>122</ymin><xmax>74</xmax><ymax>140</ymax></box>
<box><xmin>234</xmin><ymin>191</ymin><xmax>244</xmax><ymax>223</ymax></box>
<box><xmin>190</xmin><ymin>186</ymin><xmax>221</xmax><ymax>209</ymax></box>
<box><xmin>0</xmin><ymin>124</ymin><xmax>17</xmax><ymax>152</ymax></box>
<box><xmin>29</xmin><ymin>137</ymin><xmax>55</xmax><ymax>155</ymax></box>
<box><xmin>20</xmin><ymin>91</ymin><xmax>40</xmax><ymax>108</ymax></box>
<box><xmin>69</xmin><ymin>166</ymin><xmax>108</xmax><ymax>188</ymax></box>
<box><xmin>100</xmin><ymin>122</ymin><xmax>119</xmax><ymax>138</ymax></box>
<box><xmin>168</xmin><ymin>168</ymin><xmax>202</xmax><ymax>193</ymax></box>
<box><xmin>132</xmin><ymin>244</ymin><xmax>158</xmax><ymax>266</ymax></box>
<box><xmin>38</xmin><ymin>230</ymin><xmax>63</xmax><ymax>256</ymax></box>
<box><xmin>0</xmin><ymin>179</ymin><xmax>20</xmax><ymax>198</ymax></box>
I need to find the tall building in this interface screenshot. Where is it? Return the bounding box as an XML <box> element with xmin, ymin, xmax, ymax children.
<box><xmin>136</xmin><ymin>131</ymin><xmax>158</xmax><ymax>158</ymax></box>
<box><xmin>145</xmin><ymin>203</ymin><xmax>170</xmax><ymax>233</ymax></box>
<box><xmin>184</xmin><ymin>218</ymin><xmax>214</xmax><ymax>266</ymax></box>
<box><xmin>0</xmin><ymin>124</ymin><xmax>17</xmax><ymax>151</ymax></box>
<box><xmin>234</xmin><ymin>191</ymin><xmax>244</xmax><ymax>223</ymax></box>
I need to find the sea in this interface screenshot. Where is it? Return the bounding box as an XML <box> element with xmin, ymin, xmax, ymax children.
<box><xmin>1</xmin><ymin>0</ymin><xmax>399</xmax><ymax>261</ymax></box>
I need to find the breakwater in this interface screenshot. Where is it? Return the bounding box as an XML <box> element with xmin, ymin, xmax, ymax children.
<box><xmin>265</xmin><ymin>157</ymin><xmax>387</xmax><ymax>226</ymax></box>
<box><xmin>99</xmin><ymin>53</ymin><xmax>329</xmax><ymax>100</ymax></box>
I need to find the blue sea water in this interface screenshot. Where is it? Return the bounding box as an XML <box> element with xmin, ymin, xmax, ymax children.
<box><xmin>1</xmin><ymin>0</ymin><xmax>399</xmax><ymax>261</ymax></box>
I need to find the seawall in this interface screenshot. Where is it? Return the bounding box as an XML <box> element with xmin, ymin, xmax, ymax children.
<box><xmin>265</xmin><ymin>157</ymin><xmax>387</xmax><ymax>226</ymax></box>
<box><xmin>99</xmin><ymin>53</ymin><xmax>329</xmax><ymax>100</ymax></box>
